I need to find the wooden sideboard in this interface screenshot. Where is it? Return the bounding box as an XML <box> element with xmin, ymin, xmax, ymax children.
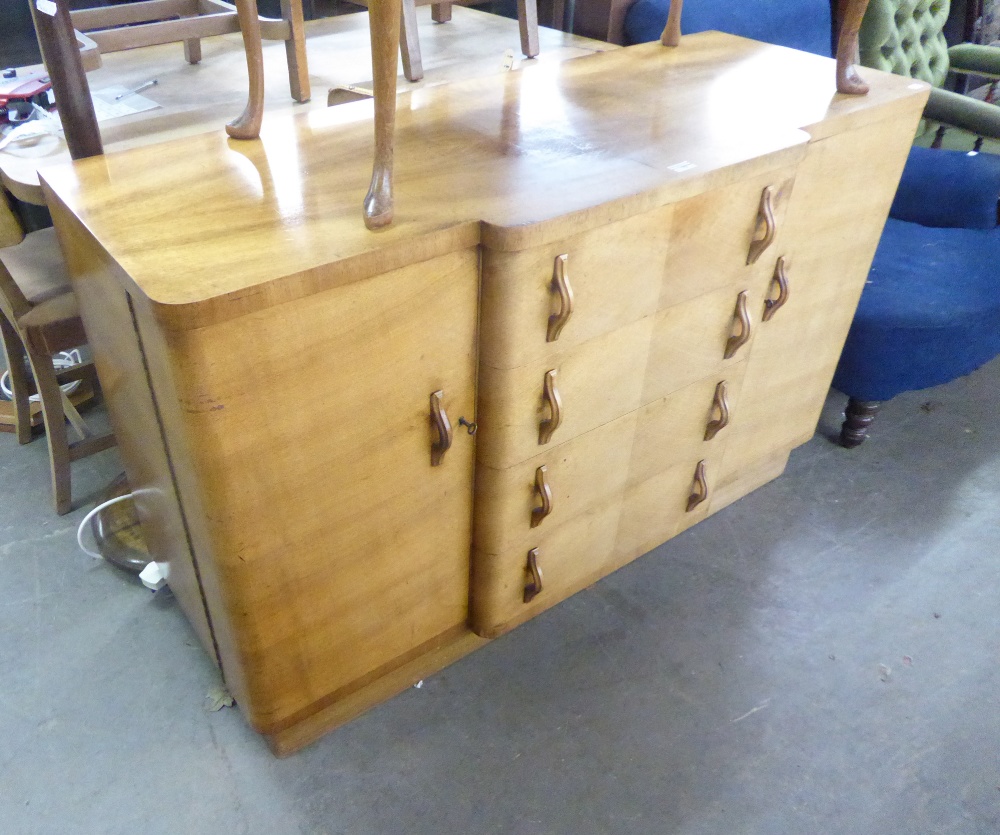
<box><xmin>41</xmin><ymin>33</ymin><xmax>928</xmax><ymax>755</ymax></box>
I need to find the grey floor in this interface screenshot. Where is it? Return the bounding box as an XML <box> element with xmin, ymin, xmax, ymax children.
<box><xmin>2</xmin><ymin>356</ymin><xmax>999</xmax><ymax>835</ymax></box>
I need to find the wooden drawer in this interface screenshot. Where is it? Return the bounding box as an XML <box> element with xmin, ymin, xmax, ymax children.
<box><xmin>641</xmin><ymin>283</ymin><xmax>760</xmax><ymax>405</ymax></box>
<box><xmin>476</xmin><ymin>316</ymin><xmax>654</xmax><ymax>469</ymax></box>
<box><xmin>471</xmin><ymin>494</ymin><xmax>625</xmax><ymax>638</ymax></box>
<box><xmin>660</xmin><ymin>167</ymin><xmax>797</xmax><ymax>310</ymax></box>
<box><xmin>474</xmin><ymin>411</ymin><xmax>637</xmax><ymax>555</ymax></box>
<box><xmin>614</xmin><ymin>367</ymin><xmax>746</xmax><ymax>562</ymax></box>
<box><xmin>480</xmin><ymin>206</ymin><xmax>673</xmax><ymax>370</ymax></box>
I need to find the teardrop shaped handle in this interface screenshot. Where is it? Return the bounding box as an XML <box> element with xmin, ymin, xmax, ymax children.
<box><xmin>538</xmin><ymin>369</ymin><xmax>563</xmax><ymax>445</ymax></box>
<box><xmin>531</xmin><ymin>465</ymin><xmax>553</xmax><ymax>527</ymax></box>
<box><xmin>704</xmin><ymin>381</ymin><xmax>730</xmax><ymax>441</ymax></box>
<box><xmin>547</xmin><ymin>253</ymin><xmax>574</xmax><ymax>343</ymax></box>
<box><xmin>746</xmin><ymin>186</ymin><xmax>776</xmax><ymax>265</ymax></box>
<box><xmin>763</xmin><ymin>256</ymin><xmax>790</xmax><ymax>322</ymax></box>
<box><xmin>430</xmin><ymin>390</ymin><xmax>452</xmax><ymax>466</ymax></box>
<box><xmin>524</xmin><ymin>548</ymin><xmax>543</xmax><ymax>602</ymax></box>
<box><xmin>724</xmin><ymin>290</ymin><xmax>752</xmax><ymax>359</ymax></box>
<box><xmin>686</xmin><ymin>460</ymin><xmax>709</xmax><ymax>512</ymax></box>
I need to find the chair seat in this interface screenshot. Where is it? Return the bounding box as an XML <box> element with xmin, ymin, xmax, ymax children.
<box><xmin>0</xmin><ymin>227</ymin><xmax>72</xmax><ymax>308</ymax></box>
<box><xmin>833</xmin><ymin>217</ymin><xmax>1000</xmax><ymax>401</ymax></box>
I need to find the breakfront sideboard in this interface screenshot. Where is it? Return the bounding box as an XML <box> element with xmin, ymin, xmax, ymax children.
<box><xmin>42</xmin><ymin>33</ymin><xmax>928</xmax><ymax>755</ymax></box>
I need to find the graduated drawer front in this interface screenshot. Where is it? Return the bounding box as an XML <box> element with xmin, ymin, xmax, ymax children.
<box><xmin>471</xmin><ymin>495</ymin><xmax>625</xmax><ymax>638</ymax></box>
<box><xmin>474</xmin><ymin>411</ymin><xmax>638</xmax><ymax>556</ymax></box>
<box><xmin>614</xmin><ymin>366</ymin><xmax>748</xmax><ymax>563</ymax></box>
<box><xmin>476</xmin><ymin>316</ymin><xmax>654</xmax><ymax>470</ymax></box>
<box><xmin>641</xmin><ymin>283</ymin><xmax>761</xmax><ymax>405</ymax></box>
<box><xmin>479</xmin><ymin>206</ymin><xmax>673</xmax><ymax>370</ymax></box>
<box><xmin>659</xmin><ymin>167</ymin><xmax>797</xmax><ymax>310</ymax></box>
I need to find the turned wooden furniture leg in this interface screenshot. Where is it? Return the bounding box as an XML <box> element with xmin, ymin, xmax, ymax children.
<box><xmin>840</xmin><ymin>397</ymin><xmax>880</xmax><ymax>448</ymax></box>
<box><xmin>400</xmin><ymin>0</ymin><xmax>424</xmax><ymax>83</ymax></box>
<box><xmin>0</xmin><ymin>315</ymin><xmax>33</xmax><ymax>445</ymax></box>
<box><xmin>280</xmin><ymin>0</ymin><xmax>311</xmax><ymax>103</ymax></box>
<box><xmin>28</xmin><ymin>0</ymin><xmax>103</xmax><ymax>160</ymax></box>
<box><xmin>227</xmin><ymin>0</ymin><xmax>266</xmax><ymax>140</ymax></box>
<box><xmin>660</xmin><ymin>0</ymin><xmax>683</xmax><ymax>46</ymax></box>
<box><xmin>836</xmin><ymin>0</ymin><xmax>872</xmax><ymax>95</ymax></box>
<box><xmin>518</xmin><ymin>0</ymin><xmax>540</xmax><ymax>59</ymax></box>
<box><xmin>365</xmin><ymin>0</ymin><xmax>403</xmax><ymax>230</ymax></box>
<box><xmin>431</xmin><ymin>3</ymin><xmax>452</xmax><ymax>22</ymax></box>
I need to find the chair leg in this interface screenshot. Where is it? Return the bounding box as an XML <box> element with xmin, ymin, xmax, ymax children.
<box><xmin>839</xmin><ymin>397</ymin><xmax>880</xmax><ymax>448</ymax></box>
<box><xmin>0</xmin><ymin>314</ymin><xmax>33</xmax><ymax>445</ymax></box>
<box><xmin>22</xmin><ymin>336</ymin><xmax>74</xmax><ymax>514</ymax></box>
<box><xmin>400</xmin><ymin>0</ymin><xmax>424</xmax><ymax>82</ymax></box>
<box><xmin>183</xmin><ymin>37</ymin><xmax>202</xmax><ymax>64</ymax></box>
<box><xmin>518</xmin><ymin>0</ymin><xmax>540</xmax><ymax>58</ymax></box>
<box><xmin>280</xmin><ymin>0</ymin><xmax>311</xmax><ymax>103</ymax></box>
<box><xmin>431</xmin><ymin>2</ymin><xmax>452</xmax><ymax>22</ymax></box>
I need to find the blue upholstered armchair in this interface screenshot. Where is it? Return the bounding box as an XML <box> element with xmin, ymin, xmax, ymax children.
<box><xmin>622</xmin><ymin>0</ymin><xmax>832</xmax><ymax>56</ymax></box>
<box><xmin>833</xmin><ymin>148</ymin><xmax>1000</xmax><ymax>445</ymax></box>
<box><xmin>623</xmin><ymin>0</ymin><xmax>1000</xmax><ymax>448</ymax></box>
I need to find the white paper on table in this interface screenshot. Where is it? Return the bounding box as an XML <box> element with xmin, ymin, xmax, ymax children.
<box><xmin>90</xmin><ymin>87</ymin><xmax>160</xmax><ymax>122</ymax></box>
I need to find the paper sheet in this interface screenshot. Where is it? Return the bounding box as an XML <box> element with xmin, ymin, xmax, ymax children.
<box><xmin>90</xmin><ymin>86</ymin><xmax>160</xmax><ymax>122</ymax></box>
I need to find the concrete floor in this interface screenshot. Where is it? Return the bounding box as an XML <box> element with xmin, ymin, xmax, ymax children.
<box><xmin>2</xmin><ymin>356</ymin><xmax>999</xmax><ymax>835</ymax></box>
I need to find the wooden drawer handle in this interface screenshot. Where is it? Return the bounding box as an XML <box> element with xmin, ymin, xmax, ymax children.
<box><xmin>430</xmin><ymin>390</ymin><xmax>452</xmax><ymax>466</ymax></box>
<box><xmin>686</xmin><ymin>460</ymin><xmax>709</xmax><ymax>512</ymax></box>
<box><xmin>763</xmin><ymin>256</ymin><xmax>789</xmax><ymax>322</ymax></box>
<box><xmin>547</xmin><ymin>253</ymin><xmax>574</xmax><ymax>343</ymax></box>
<box><xmin>531</xmin><ymin>465</ymin><xmax>553</xmax><ymax>528</ymax></box>
<box><xmin>746</xmin><ymin>186</ymin><xmax>776</xmax><ymax>265</ymax></box>
<box><xmin>724</xmin><ymin>290</ymin><xmax>751</xmax><ymax>359</ymax></box>
<box><xmin>524</xmin><ymin>548</ymin><xmax>543</xmax><ymax>602</ymax></box>
<box><xmin>538</xmin><ymin>369</ymin><xmax>562</xmax><ymax>445</ymax></box>
<box><xmin>704</xmin><ymin>381</ymin><xmax>730</xmax><ymax>441</ymax></box>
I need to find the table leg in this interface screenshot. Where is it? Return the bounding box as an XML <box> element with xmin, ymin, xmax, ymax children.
<box><xmin>365</xmin><ymin>0</ymin><xmax>402</xmax><ymax>230</ymax></box>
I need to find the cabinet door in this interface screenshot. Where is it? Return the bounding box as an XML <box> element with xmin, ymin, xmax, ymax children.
<box><xmin>161</xmin><ymin>250</ymin><xmax>480</xmax><ymax>734</ymax></box>
<box><xmin>716</xmin><ymin>117</ymin><xmax>921</xmax><ymax>493</ymax></box>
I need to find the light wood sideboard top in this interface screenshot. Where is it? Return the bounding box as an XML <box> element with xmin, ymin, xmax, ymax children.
<box><xmin>41</xmin><ymin>33</ymin><xmax>928</xmax><ymax>330</ymax></box>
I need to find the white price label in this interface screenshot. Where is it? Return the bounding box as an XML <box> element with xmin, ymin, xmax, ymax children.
<box><xmin>36</xmin><ymin>0</ymin><xmax>58</xmax><ymax>16</ymax></box>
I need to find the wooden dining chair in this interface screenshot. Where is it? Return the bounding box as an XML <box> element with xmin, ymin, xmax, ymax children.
<box><xmin>0</xmin><ymin>197</ymin><xmax>115</xmax><ymax>515</ymax></box>
<box><xmin>68</xmin><ymin>0</ymin><xmax>310</xmax><ymax>105</ymax></box>
<box><xmin>354</xmin><ymin>0</ymin><xmax>540</xmax><ymax>82</ymax></box>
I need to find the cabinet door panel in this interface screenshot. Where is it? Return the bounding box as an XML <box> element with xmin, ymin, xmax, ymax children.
<box><xmin>477</xmin><ymin>316</ymin><xmax>654</xmax><ymax>469</ymax></box>
<box><xmin>718</xmin><ymin>117</ymin><xmax>920</xmax><ymax>484</ymax></box>
<box><xmin>660</xmin><ymin>167</ymin><xmax>796</xmax><ymax>310</ymax></box>
<box><xmin>471</xmin><ymin>495</ymin><xmax>624</xmax><ymax>638</ymax></box>
<box><xmin>474</xmin><ymin>412</ymin><xmax>637</xmax><ymax>555</ymax></box>
<box><xmin>480</xmin><ymin>207</ymin><xmax>672</xmax><ymax>369</ymax></box>
<box><xmin>165</xmin><ymin>250</ymin><xmax>480</xmax><ymax>732</ymax></box>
